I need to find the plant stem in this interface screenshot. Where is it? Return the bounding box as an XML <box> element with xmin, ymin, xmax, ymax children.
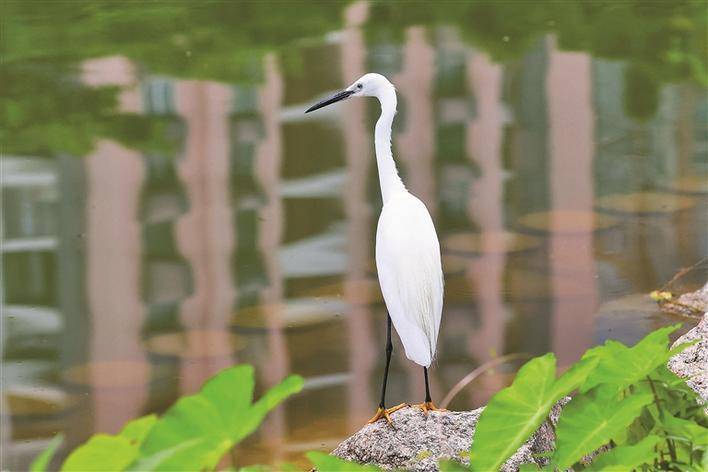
<box><xmin>646</xmin><ymin>376</ymin><xmax>677</xmax><ymax>464</ymax></box>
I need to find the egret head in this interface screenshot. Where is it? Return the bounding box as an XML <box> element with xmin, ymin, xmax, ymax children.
<box><xmin>305</xmin><ymin>73</ymin><xmax>393</xmax><ymax>113</ymax></box>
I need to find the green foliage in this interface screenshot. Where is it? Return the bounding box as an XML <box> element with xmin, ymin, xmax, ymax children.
<box><xmin>469</xmin><ymin>323</ymin><xmax>707</xmax><ymax>471</ymax></box>
<box><xmin>60</xmin><ymin>415</ymin><xmax>158</xmax><ymax>471</ymax></box>
<box><xmin>438</xmin><ymin>460</ymin><xmax>469</xmax><ymax>471</ymax></box>
<box><xmin>468</xmin><ymin>353</ymin><xmax>598</xmax><ymax>470</ymax></box>
<box><xmin>580</xmin><ymin>325</ymin><xmax>685</xmax><ymax>395</ymax></box>
<box><xmin>552</xmin><ymin>388</ymin><xmax>653</xmax><ymax>469</ymax></box>
<box><xmin>33</xmin><ymin>365</ymin><xmax>303</xmax><ymax>472</ymax></box>
<box><xmin>29</xmin><ymin>434</ymin><xmax>63</xmax><ymax>472</ymax></box>
<box><xmin>138</xmin><ymin>365</ymin><xmax>303</xmax><ymax>470</ymax></box>
<box><xmin>588</xmin><ymin>435</ymin><xmax>662</xmax><ymax>471</ymax></box>
<box><xmin>306</xmin><ymin>452</ymin><xmax>382</xmax><ymax>471</ymax></box>
<box><xmin>61</xmin><ymin>434</ymin><xmax>139</xmax><ymax>471</ymax></box>
<box><xmin>34</xmin><ymin>326</ymin><xmax>706</xmax><ymax>472</ymax></box>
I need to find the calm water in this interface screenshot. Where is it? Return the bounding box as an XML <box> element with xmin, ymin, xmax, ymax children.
<box><xmin>2</xmin><ymin>1</ymin><xmax>707</xmax><ymax>469</ymax></box>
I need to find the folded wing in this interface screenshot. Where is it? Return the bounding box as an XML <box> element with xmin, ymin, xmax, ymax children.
<box><xmin>376</xmin><ymin>193</ymin><xmax>444</xmax><ymax>367</ymax></box>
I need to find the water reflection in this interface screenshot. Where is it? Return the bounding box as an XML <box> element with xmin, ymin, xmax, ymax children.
<box><xmin>2</xmin><ymin>1</ymin><xmax>707</xmax><ymax>469</ymax></box>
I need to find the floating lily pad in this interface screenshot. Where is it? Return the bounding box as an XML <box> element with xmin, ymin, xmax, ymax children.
<box><xmin>62</xmin><ymin>360</ymin><xmax>158</xmax><ymax>389</ymax></box>
<box><xmin>232</xmin><ymin>298</ymin><xmax>348</xmax><ymax>331</ymax></box>
<box><xmin>517</xmin><ymin>210</ymin><xmax>619</xmax><ymax>234</ymax></box>
<box><xmin>595</xmin><ymin>192</ymin><xmax>696</xmax><ymax>216</ymax></box>
<box><xmin>145</xmin><ymin>329</ymin><xmax>245</xmax><ymax>361</ymax></box>
<box><xmin>506</xmin><ymin>267</ymin><xmax>597</xmax><ymax>301</ymax></box>
<box><xmin>658</xmin><ymin>174</ymin><xmax>708</xmax><ymax>195</ymax></box>
<box><xmin>1</xmin><ymin>386</ymin><xmax>81</xmax><ymax>419</ymax></box>
<box><xmin>443</xmin><ymin>231</ymin><xmax>542</xmax><ymax>254</ymax></box>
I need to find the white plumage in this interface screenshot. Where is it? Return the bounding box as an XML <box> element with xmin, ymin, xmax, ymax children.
<box><xmin>376</xmin><ymin>191</ymin><xmax>443</xmax><ymax>367</ymax></box>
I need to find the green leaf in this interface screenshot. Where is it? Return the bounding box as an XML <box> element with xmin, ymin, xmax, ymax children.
<box><xmin>237</xmin><ymin>466</ymin><xmax>272</xmax><ymax>472</ymax></box>
<box><xmin>518</xmin><ymin>464</ymin><xmax>542</xmax><ymax>472</ymax></box>
<box><xmin>61</xmin><ymin>434</ymin><xmax>138</xmax><ymax>472</ymax></box>
<box><xmin>581</xmin><ymin>324</ymin><xmax>681</xmax><ymax>395</ymax></box>
<box><xmin>126</xmin><ymin>438</ymin><xmax>207</xmax><ymax>472</ymax></box>
<box><xmin>658</xmin><ymin>413</ymin><xmax>708</xmax><ymax>447</ymax></box>
<box><xmin>306</xmin><ymin>452</ymin><xmax>381</xmax><ymax>471</ymax></box>
<box><xmin>30</xmin><ymin>434</ymin><xmax>63</xmax><ymax>472</ymax></box>
<box><xmin>277</xmin><ymin>462</ymin><xmax>303</xmax><ymax>472</ymax></box>
<box><xmin>589</xmin><ymin>435</ymin><xmax>662</xmax><ymax>471</ymax></box>
<box><xmin>120</xmin><ymin>415</ymin><xmax>158</xmax><ymax>444</ymax></box>
<box><xmin>552</xmin><ymin>388</ymin><xmax>654</xmax><ymax>470</ymax></box>
<box><xmin>438</xmin><ymin>459</ymin><xmax>469</xmax><ymax>471</ymax></box>
<box><xmin>469</xmin><ymin>353</ymin><xmax>598</xmax><ymax>471</ymax></box>
<box><xmin>136</xmin><ymin>365</ymin><xmax>303</xmax><ymax>471</ymax></box>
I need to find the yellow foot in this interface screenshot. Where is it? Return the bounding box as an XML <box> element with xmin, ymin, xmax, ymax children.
<box><xmin>413</xmin><ymin>401</ymin><xmax>447</xmax><ymax>415</ymax></box>
<box><xmin>367</xmin><ymin>403</ymin><xmax>407</xmax><ymax>424</ymax></box>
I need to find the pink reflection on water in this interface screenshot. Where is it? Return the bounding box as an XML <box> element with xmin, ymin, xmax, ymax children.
<box><xmin>546</xmin><ymin>38</ymin><xmax>598</xmax><ymax>367</ymax></box>
<box><xmin>464</xmin><ymin>51</ymin><xmax>507</xmax><ymax>406</ymax></box>
<box><xmin>341</xmin><ymin>1</ymin><xmax>377</xmax><ymax>428</ymax></box>
<box><xmin>255</xmin><ymin>53</ymin><xmax>289</xmax><ymax>461</ymax></box>
<box><xmin>174</xmin><ymin>81</ymin><xmax>236</xmax><ymax>393</ymax></box>
<box><xmin>82</xmin><ymin>56</ymin><xmax>149</xmax><ymax>434</ymax></box>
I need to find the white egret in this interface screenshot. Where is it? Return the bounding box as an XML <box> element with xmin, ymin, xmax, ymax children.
<box><xmin>306</xmin><ymin>73</ymin><xmax>444</xmax><ymax>423</ymax></box>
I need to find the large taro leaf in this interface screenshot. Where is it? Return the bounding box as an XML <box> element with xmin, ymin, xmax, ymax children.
<box><xmin>60</xmin><ymin>415</ymin><xmax>157</xmax><ymax>471</ymax></box>
<box><xmin>469</xmin><ymin>353</ymin><xmax>598</xmax><ymax>471</ymax></box>
<box><xmin>588</xmin><ymin>435</ymin><xmax>662</xmax><ymax>471</ymax></box>
<box><xmin>552</xmin><ymin>387</ymin><xmax>654</xmax><ymax>470</ymax></box>
<box><xmin>61</xmin><ymin>435</ymin><xmax>138</xmax><ymax>472</ymax></box>
<box><xmin>136</xmin><ymin>365</ymin><xmax>303</xmax><ymax>471</ymax></box>
<box><xmin>580</xmin><ymin>324</ymin><xmax>684</xmax><ymax>395</ymax></box>
<box><xmin>126</xmin><ymin>438</ymin><xmax>208</xmax><ymax>472</ymax></box>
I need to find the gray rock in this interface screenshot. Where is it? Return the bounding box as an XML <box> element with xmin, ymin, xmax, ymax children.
<box><xmin>331</xmin><ymin>400</ymin><xmax>568</xmax><ymax>472</ymax></box>
<box><xmin>661</xmin><ymin>281</ymin><xmax>708</xmax><ymax>318</ymax></box>
<box><xmin>668</xmin><ymin>312</ymin><xmax>708</xmax><ymax>403</ymax></box>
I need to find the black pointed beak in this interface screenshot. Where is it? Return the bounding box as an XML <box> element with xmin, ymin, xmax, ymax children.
<box><xmin>305</xmin><ymin>89</ymin><xmax>355</xmax><ymax>113</ymax></box>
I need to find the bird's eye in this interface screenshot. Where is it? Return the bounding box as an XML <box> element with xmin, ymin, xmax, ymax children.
<box><xmin>357</xmin><ymin>83</ymin><xmax>363</xmax><ymax>90</ymax></box>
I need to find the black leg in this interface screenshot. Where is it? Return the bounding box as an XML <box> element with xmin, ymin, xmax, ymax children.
<box><xmin>423</xmin><ymin>366</ymin><xmax>432</xmax><ymax>403</ymax></box>
<box><xmin>378</xmin><ymin>313</ymin><xmax>393</xmax><ymax>408</ymax></box>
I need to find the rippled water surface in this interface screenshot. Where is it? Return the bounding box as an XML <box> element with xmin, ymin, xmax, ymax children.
<box><xmin>2</xmin><ymin>1</ymin><xmax>707</xmax><ymax>469</ymax></box>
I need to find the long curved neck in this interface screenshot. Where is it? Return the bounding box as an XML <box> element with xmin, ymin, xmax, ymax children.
<box><xmin>375</xmin><ymin>86</ymin><xmax>405</xmax><ymax>204</ymax></box>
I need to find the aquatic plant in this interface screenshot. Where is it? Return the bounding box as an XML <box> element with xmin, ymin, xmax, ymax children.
<box><xmin>466</xmin><ymin>324</ymin><xmax>707</xmax><ymax>471</ymax></box>
<box><xmin>31</xmin><ymin>365</ymin><xmax>303</xmax><ymax>471</ymax></box>
<box><xmin>32</xmin><ymin>325</ymin><xmax>706</xmax><ymax>471</ymax></box>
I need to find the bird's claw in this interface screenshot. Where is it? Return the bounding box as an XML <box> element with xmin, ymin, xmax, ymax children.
<box><xmin>413</xmin><ymin>401</ymin><xmax>447</xmax><ymax>415</ymax></box>
<box><xmin>367</xmin><ymin>403</ymin><xmax>407</xmax><ymax>424</ymax></box>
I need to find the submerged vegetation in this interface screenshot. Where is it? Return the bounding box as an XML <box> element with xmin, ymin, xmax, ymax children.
<box><xmin>34</xmin><ymin>325</ymin><xmax>707</xmax><ymax>471</ymax></box>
